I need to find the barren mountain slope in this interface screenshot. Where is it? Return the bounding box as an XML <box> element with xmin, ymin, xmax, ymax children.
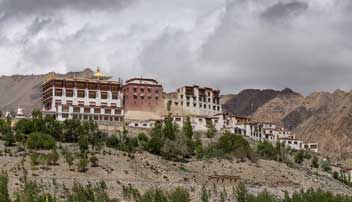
<box><xmin>221</xmin><ymin>89</ymin><xmax>293</xmax><ymax>116</ymax></box>
<box><xmin>293</xmin><ymin>90</ymin><xmax>352</xmax><ymax>160</ymax></box>
<box><xmin>250</xmin><ymin>92</ymin><xmax>305</xmax><ymax>127</ymax></box>
<box><xmin>0</xmin><ymin>68</ymin><xmax>94</xmax><ymax>115</ymax></box>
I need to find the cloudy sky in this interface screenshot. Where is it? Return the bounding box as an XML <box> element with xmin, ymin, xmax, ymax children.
<box><xmin>0</xmin><ymin>0</ymin><xmax>351</xmax><ymax>94</ymax></box>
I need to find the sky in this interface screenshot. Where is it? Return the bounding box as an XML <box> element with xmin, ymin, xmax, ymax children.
<box><xmin>0</xmin><ymin>0</ymin><xmax>351</xmax><ymax>94</ymax></box>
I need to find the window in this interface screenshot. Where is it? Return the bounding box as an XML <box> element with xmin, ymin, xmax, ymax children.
<box><xmin>148</xmin><ymin>88</ymin><xmax>151</xmax><ymax>93</ymax></box>
<box><xmin>148</xmin><ymin>96</ymin><xmax>152</xmax><ymax>100</ymax></box>
<box><xmin>73</xmin><ymin>107</ymin><xmax>80</xmax><ymax>113</ymax></box>
<box><xmin>194</xmin><ymin>103</ymin><xmax>197</xmax><ymax>107</ymax></box>
<box><xmin>115</xmin><ymin>109</ymin><xmax>121</xmax><ymax>115</ymax></box>
<box><xmin>94</xmin><ymin>108</ymin><xmax>101</xmax><ymax>114</ymax></box>
<box><xmin>141</xmin><ymin>88</ymin><xmax>144</xmax><ymax>93</ymax></box>
<box><xmin>105</xmin><ymin>109</ymin><xmax>111</xmax><ymax>114</ymax></box>
<box><xmin>141</xmin><ymin>96</ymin><xmax>144</xmax><ymax>100</ymax></box>
<box><xmin>66</xmin><ymin>90</ymin><xmax>73</xmax><ymax>97</ymax></box>
<box><xmin>55</xmin><ymin>89</ymin><xmax>62</xmax><ymax>96</ymax></box>
<box><xmin>84</xmin><ymin>108</ymin><xmax>91</xmax><ymax>113</ymax></box>
<box><xmin>112</xmin><ymin>93</ymin><xmax>118</xmax><ymax>100</ymax></box>
<box><xmin>77</xmin><ymin>90</ymin><xmax>85</xmax><ymax>98</ymax></box>
<box><xmin>62</xmin><ymin>106</ymin><xmax>69</xmax><ymax>113</ymax></box>
<box><xmin>89</xmin><ymin>91</ymin><xmax>96</xmax><ymax>99</ymax></box>
<box><xmin>187</xmin><ymin>102</ymin><xmax>190</xmax><ymax>107</ymax></box>
<box><xmin>133</xmin><ymin>95</ymin><xmax>138</xmax><ymax>99</ymax></box>
<box><xmin>155</xmin><ymin>89</ymin><xmax>159</xmax><ymax>94</ymax></box>
<box><xmin>133</xmin><ymin>87</ymin><xmax>137</xmax><ymax>92</ymax></box>
<box><xmin>101</xmin><ymin>92</ymin><xmax>108</xmax><ymax>99</ymax></box>
<box><xmin>155</xmin><ymin>96</ymin><xmax>159</xmax><ymax>100</ymax></box>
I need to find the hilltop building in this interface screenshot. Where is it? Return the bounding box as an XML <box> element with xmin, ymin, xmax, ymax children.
<box><xmin>41</xmin><ymin>68</ymin><xmax>124</xmax><ymax>122</ymax></box>
<box><xmin>167</xmin><ymin>85</ymin><xmax>222</xmax><ymax>117</ymax></box>
<box><xmin>123</xmin><ymin>78</ymin><xmax>164</xmax><ymax>123</ymax></box>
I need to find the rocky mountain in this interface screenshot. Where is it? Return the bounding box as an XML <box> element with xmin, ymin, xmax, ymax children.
<box><xmin>222</xmin><ymin>88</ymin><xmax>352</xmax><ymax>161</ymax></box>
<box><xmin>0</xmin><ymin>68</ymin><xmax>94</xmax><ymax>115</ymax></box>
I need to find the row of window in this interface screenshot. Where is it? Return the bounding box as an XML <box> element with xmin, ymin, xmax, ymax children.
<box><xmin>60</xmin><ymin>106</ymin><xmax>121</xmax><ymax>115</ymax></box>
<box><xmin>125</xmin><ymin>87</ymin><xmax>160</xmax><ymax>94</ymax></box>
<box><xmin>125</xmin><ymin>95</ymin><xmax>159</xmax><ymax>100</ymax></box>
<box><xmin>54</xmin><ymin>89</ymin><xmax>118</xmax><ymax>100</ymax></box>
<box><xmin>180</xmin><ymin>95</ymin><xmax>219</xmax><ymax>104</ymax></box>
<box><xmin>173</xmin><ymin>101</ymin><xmax>221</xmax><ymax>111</ymax></box>
<box><xmin>61</xmin><ymin>114</ymin><xmax>122</xmax><ymax>122</ymax></box>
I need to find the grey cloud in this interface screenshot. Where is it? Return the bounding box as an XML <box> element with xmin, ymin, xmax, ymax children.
<box><xmin>198</xmin><ymin>0</ymin><xmax>352</xmax><ymax>94</ymax></box>
<box><xmin>0</xmin><ymin>0</ymin><xmax>136</xmax><ymax>22</ymax></box>
<box><xmin>261</xmin><ymin>1</ymin><xmax>308</xmax><ymax>23</ymax></box>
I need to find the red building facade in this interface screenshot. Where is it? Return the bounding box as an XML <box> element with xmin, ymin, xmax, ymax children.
<box><xmin>123</xmin><ymin>78</ymin><xmax>163</xmax><ymax>112</ymax></box>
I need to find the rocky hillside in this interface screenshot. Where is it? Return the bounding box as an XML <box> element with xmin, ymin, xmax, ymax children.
<box><xmin>0</xmin><ymin>68</ymin><xmax>94</xmax><ymax>115</ymax></box>
<box><xmin>222</xmin><ymin>89</ymin><xmax>352</xmax><ymax>161</ymax></box>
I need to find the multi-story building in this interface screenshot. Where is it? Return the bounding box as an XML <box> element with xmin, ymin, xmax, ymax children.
<box><xmin>123</xmin><ymin>78</ymin><xmax>163</xmax><ymax>112</ymax></box>
<box><xmin>122</xmin><ymin>78</ymin><xmax>164</xmax><ymax>122</ymax></box>
<box><xmin>167</xmin><ymin>85</ymin><xmax>222</xmax><ymax>117</ymax></box>
<box><xmin>42</xmin><ymin>68</ymin><xmax>124</xmax><ymax>122</ymax></box>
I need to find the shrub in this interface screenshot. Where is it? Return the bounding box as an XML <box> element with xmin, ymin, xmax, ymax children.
<box><xmin>168</xmin><ymin>187</ymin><xmax>190</xmax><ymax>202</ymax></box>
<box><xmin>67</xmin><ymin>181</ymin><xmax>111</xmax><ymax>202</ymax></box>
<box><xmin>256</xmin><ymin>141</ymin><xmax>276</xmax><ymax>160</ymax></box>
<box><xmin>311</xmin><ymin>156</ymin><xmax>319</xmax><ymax>169</ymax></box>
<box><xmin>47</xmin><ymin>149</ymin><xmax>60</xmax><ymax>165</ymax></box>
<box><xmin>321</xmin><ymin>159</ymin><xmax>332</xmax><ymax>172</ymax></box>
<box><xmin>27</xmin><ymin>132</ymin><xmax>56</xmax><ymax>150</ymax></box>
<box><xmin>0</xmin><ymin>173</ymin><xmax>10</xmax><ymax>202</ymax></box>
<box><xmin>294</xmin><ymin>150</ymin><xmax>305</xmax><ymax>164</ymax></box>
<box><xmin>206</xmin><ymin>123</ymin><xmax>216</xmax><ymax>138</ymax></box>
<box><xmin>77</xmin><ymin>157</ymin><xmax>88</xmax><ymax>173</ymax></box>
<box><xmin>3</xmin><ymin>131</ymin><xmax>16</xmax><ymax>147</ymax></box>
<box><xmin>139</xmin><ymin>187</ymin><xmax>168</xmax><ymax>202</ymax></box>
<box><xmin>182</xmin><ymin>116</ymin><xmax>193</xmax><ymax>140</ymax></box>
<box><xmin>106</xmin><ymin>134</ymin><xmax>120</xmax><ymax>149</ymax></box>
<box><xmin>90</xmin><ymin>156</ymin><xmax>99</xmax><ymax>167</ymax></box>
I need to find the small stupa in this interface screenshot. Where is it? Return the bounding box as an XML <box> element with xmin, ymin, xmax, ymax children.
<box><xmin>15</xmin><ymin>107</ymin><xmax>26</xmax><ymax>119</ymax></box>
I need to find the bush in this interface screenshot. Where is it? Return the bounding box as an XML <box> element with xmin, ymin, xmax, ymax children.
<box><xmin>321</xmin><ymin>159</ymin><xmax>332</xmax><ymax>172</ymax></box>
<box><xmin>168</xmin><ymin>187</ymin><xmax>190</xmax><ymax>202</ymax></box>
<box><xmin>206</xmin><ymin>123</ymin><xmax>216</xmax><ymax>138</ymax></box>
<box><xmin>311</xmin><ymin>156</ymin><xmax>319</xmax><ymax>169</ymax></box>
<box><xmin>90</xmin><ymin>156</ymin><xmax>99</xmax><ymax>167</ymax></box>
<box><xmin>3</xmin><ymin>131</ymin><xmax>16</xmax><ymax>147</ymax></box>
<box><xmin>67</xmin><ymin>181</ymin><xmax>111</xmax><ymax>202</ymax></box>
<box><xmin>139</xmin><ymin>187</ymin><xmax>168</xmax><ymax>202</ymax></box>
<box><xmin>47</xmin><ymin>149</ymin><xmax>60</xmax><ymax>165</ymax></box>
<box><xmin>77</xmin><ymin>157</ymin><xmax>88</xmax><ymax>173</ymax></box>
<box><xmin>294</xmin><ymin>150</ymin><xmax>305</xmax><ymax>164</ymax></box>
<box><xmin>106</xmin><ymin>134</ymin><xmax>120</xmax><ymax>149</ymax></box>
<box><xmin>0</xmin><ymin>173</ymin><xmax>10</xmax><ymax>202</ymax></box>
<box><xmin>27</xmin><ymin>132</ymin><xmax>56</xmax><ymax>150</ymax></box>
<box><xmin>256</xmin><ymin>141</ymin><xmax>276</xmax><ymax>160</ymax></box>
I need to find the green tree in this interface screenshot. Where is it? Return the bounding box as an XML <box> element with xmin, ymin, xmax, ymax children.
<box><xmin>256</xmin><ymin>141</ymin><xmax>276</xmax><ymax>160</ymax></box>
<box><xmin>78</xmin><ymin>134</ymin><xmax>89</xmax><ymax>155</ymax></box>
<box><xmin>294</xmin><ymin>150</ymin><xmax>305</xmax><ymax>164</ymax></box>
<box><xmin>311</xmin><ymin>156</ymin><xmax>319</xmax><ymax>169</ymax></box>
<box><xmin>321</xmin><ymin>159</ymin><xmax>332</xmax><ymax>172</ymax></box>
<box><xmin>3</xmin><ymin>130</ymin><xmax>16</xmax><ymax>147</ymax></box>
<box><xmin>163</xmin><ymin>116</ymin><xmax>176</xmax><ymax>140</ymax></box>
<box><xmin>27</xmin><ymin>132</ymin><xmax>56</xmax><ymax>150</ymax></box>
<box><xmin>148</xmin><ymin>122</ymin><xmax>164</xmax><ymax>155</ymax></box>
<box><xmin>0</xmin><ymin>173</ymin><xmax>10</xmax><ymax>202</ymax></box>
<box><xmin>182</xmin><ymin>116</ymin><xmax>193</xmax><ymax>140</ymax></box>
<box><xmin>206</xmin><ymin>122</ymin><xmax>216</xmax><ymax>138</ymax></box>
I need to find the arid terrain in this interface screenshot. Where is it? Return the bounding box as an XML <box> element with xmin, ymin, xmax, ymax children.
<box><xmin>0</xmin><ymin>139</ymin><xmax>350</xmax><ymax>201</ymax></box>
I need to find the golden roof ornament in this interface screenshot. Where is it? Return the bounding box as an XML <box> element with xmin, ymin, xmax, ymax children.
<box><xmin>94</xmin><ymin>67</ymin><xmax>112</xmax><ymax>80</ymax></box>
